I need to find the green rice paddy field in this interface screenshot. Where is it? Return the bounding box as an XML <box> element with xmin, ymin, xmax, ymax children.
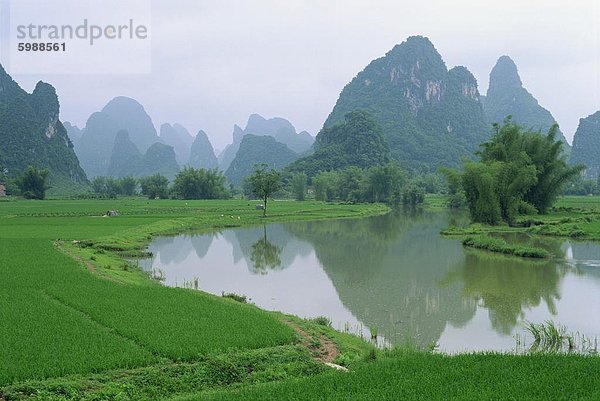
<box><xmin>1</xmin><ymin>197</ymin><xmax>599</xmax><ymax>400</ymax></box>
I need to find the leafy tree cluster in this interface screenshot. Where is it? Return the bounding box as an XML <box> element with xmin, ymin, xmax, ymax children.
<box><xmin>139</xmin><ymin>174</ymin><xmax>170</xmax><ymax>199</ymax></box>
<box><xmin>445</xmin><ymin>120</ymin><xmax>583</xmax><ymax>225</ymax></box>
<box><xmin>91</xmin><ymin>176</ymin><xmax>138</xmax><ymax>198</ymax></box>
<box><xmin>0</xmin><ymin>164</ymin><xmax>15</xmax><ymax>196</ymax></box>
<box><xmin>172</xmin><ymin>167</ymin><xmax>229</xmax><ymax>200</ymax></box>
<box><xmin>287</xmin><ymin>110</ymin><xmax>391</xmax><ymax>177</ymax></box>
<box><xmin>90</xmin><ymin>168</ymin><xmax>230</xmax><ymax>200</ymax></box>
<box><xmin>310</xmin><ymin>162</ymin><xmax>423</xmax><ymax>205</ymax></box>
<box><xmin>563</xmin><ymin>174</ymin><xmax>600</xmax><ymax>196</ymax></box>
<box><xmin>14</xmin><ymin>166</ymin><xmax>49</xmax><ymax>199</ymax></box>
<box><xmin>289</xmin><ymin>172</ymin><xmax>308</xmax><ymax>201</ymax></box>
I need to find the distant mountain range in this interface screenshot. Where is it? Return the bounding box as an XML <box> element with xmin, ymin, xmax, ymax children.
<box><xmin>159</xmin><ymin>123</ymin><xmax>194</xmax><ymax>166</ymax></box>
<box><xmin>321</xmin><ymin>35</ymin><xmax>490</xmax><ymax>171</ymax></box>
<box><xmin>296</xmin><ymin>37</ymin><xmax>576</xmax><ymax>175</ymax></box>
<box><xmin>189</xmin><ymin>130</ymin><xmax>218</xmax><ymax>170</ymax></box>
<box><xmin>68</xmin><ymin>97</ymin><xmax>219</xmax><ymax>180</ymax></box>
<box><xmin>570</xmin><ymin>111</ymin><xmax>600</xmax><ymax>178</ymax></box>
<box><xmin>218</xmin><ymin>114</ymin><xmax>313</xmax><ymax>172</ymax></box>
<box><xmin>0</xmin><ymin>64</ymin><xmax>87</xmax><ymax>193</ymax></box>
<box><xmin>481</xmin><ymin>55</ymin><xmax>570</xmax><ymax>151</ymax></box>
<box><xmin>72</xmin><ymin>96</ymin><xmax>161</xmax><ymax>178</ymax></box>
<box><xmin>225</xmin><ymin>134</ymin><xmax>299</xmax><ymax>187</ymax></box>
<box><xmin>3</xmin><ymin>37</ymin><xmax>597</xmax><ymax>195</ymax></box>
<box><xmin>107</xmin><ymin>130</ymin><xmax>180</xmax><ymax>180</ymax></box>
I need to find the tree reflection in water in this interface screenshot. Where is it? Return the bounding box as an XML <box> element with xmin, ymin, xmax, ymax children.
<box><xmin>249</xmin><ymin>225</ymin><xmax>283</xmax><ymax>274</ymax></box>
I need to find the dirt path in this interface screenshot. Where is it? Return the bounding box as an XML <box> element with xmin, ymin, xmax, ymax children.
<box><xmin>54</xmin><ymin>241</ymin><xmax>124</xmax><ymax>284</ymax></box>
<box><xmin>284</xmin><ymin>321</ymin><xmax>340</xmax><ymax>364</ymax></box>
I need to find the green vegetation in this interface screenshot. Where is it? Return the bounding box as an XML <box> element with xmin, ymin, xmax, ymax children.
<box><xmin>187</xmin><ymin>353</ymin><xmax>600</xmax><ymax>401</ymax></box>
<box><xmin>321</xmin><ymin>36</ymin><xmax>490</xmax><ymax>171</ymax></box>
<box><xmin>287</xmin><ymin>110</ymin><xmax>391</xmax><ymax>177</ymax></box>
<box><xmin>0</xmin><ymin>345</ymin><xmax>326</xmax><ymax>401</ymax></box>
<box><xmin>308</xmin><ymin>163</ymin><xmax>424</xmax><ymax>205</ymax></box>
<box><xmin>462</xmin><ymin>235</ymin><xmax>550</xmax><ymax>259</ymax></box>
<box><xmin>1</xmin><ymin>197</ymin><xmax>599</xmax><ymax>400</ymax></box>
<box><xmin>0</xmin><ymin>198</ymin><xmax>387</xmax><ymax>390</ymax></box>
<box><xmin>290</xmin><ymin>172</ymin><xmax>307</xmax><ymax>201</ymax></box>
<box><xmin>247</xmin><ymin>164</ymin><xmax>282</xmax><ymax>216</ymax></box>
<box><xmin>0</xmin><ymin>65</ymin><xmax>88</xmax><ymax>192</ymax></box>
<box><xmin>173</xmin><ymin>167</ymin><xmax>229</xmax><ymax>199</ymax></box>
<box><xmin>139</xmin><ymin>174</ymin><xmax>170</xmax><ymax>199</ymax></box>
<box><xmin>91</xmin><ymin>176</ymin><xmax>138</xmax><ymax>198</ymax></box>
<box><xmin>446</xmin><ymin>120</ymin><xmax>582</xmax><ymax>225</ymax></box>
<box><xmin>443</xmin><ymin>196</ymin><xmax>600</xmax><ymax>242</ymax></box>
<box><xmin>219</xmin><ymin>114</ymin><xmax>313</xmax><ymax>173</ymax></box>
<box><xmin>483</xmin><ymin>55</ymin><xmax>569</xmax><ymax>150</ymax></box>
<box><xmin>523</xmin><ymin>320</ymin><xmax>598</xmax><ymax>355</ymax></box>
<box><xmin>570</xmin><ymin>110</ymin><xmax>600</xmax><ymax>179</ymax></box>
<box><xmin>225</xmin><ymin>134</ymin><xmax>298</xmax><ymax>187</ymax></box>
<box><xmin>14</xmin><ymin>166</ymin><xmax>49</xmax><ymax>199</ymax></box>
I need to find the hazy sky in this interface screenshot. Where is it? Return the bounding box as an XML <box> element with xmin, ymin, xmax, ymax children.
<box><xmin>4</xmin><ymin>0</ymin><xmax>600</xmax><ymax>150</ymax></box>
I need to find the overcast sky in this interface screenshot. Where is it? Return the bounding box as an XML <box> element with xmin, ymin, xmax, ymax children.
<box><xmin>4</xmin><ymin>0</ymin><xmax>600</xmax><ymax>150</ymax></box>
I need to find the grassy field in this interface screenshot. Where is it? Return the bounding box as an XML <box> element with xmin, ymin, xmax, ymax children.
<box><xmin>0</xmin><ymin>199</ymin><xmax>386</xmax><ymax>387</ymax></box>
<box><xmin>441</xmin><ymin>195</ymin><xmax>600</xmax><ymax>245</ymax></box>
<box><xmin>190</xmin><ymin>352</ymin><xmax>600</xmax><ymax>401</ymax></box>
<box><xmin>2</xmin><ymin>196</ymin><xmax>600</xmax><ymax>400</ymax></box>
<box><xmin>461</xmin><ymin>234</ymin><xmax>550</xmax><ymax>258</ymax></box>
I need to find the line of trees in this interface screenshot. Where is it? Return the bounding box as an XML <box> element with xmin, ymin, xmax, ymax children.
<box><xmin>444</xmin><ymin>120</ymin><xmax>583</xmax><ymax>225</ymax></box>
<box><xmin>310</xmin><ymin>163</ymin><xmax>424</xmax><ymax>205</ymax></box>
<box><xmin>91</xmin><ymin>168</ymin><xmax>230</xmax><ymax>200</ymax></box>
<box><xmin>564</xmin><ymin>174</ymin><xmax>600</xmax><ymax>196</ymax></box>
<box><xmin>0</xmin><ymin>166</ymin><xmax>50</xmax><ymax>199</ymax></box>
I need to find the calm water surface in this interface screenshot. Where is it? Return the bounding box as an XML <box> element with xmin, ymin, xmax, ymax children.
<box><xmin>138</xmin><ymin>210</ymin><xmax>600</xmax><ymax>353</ymax></box>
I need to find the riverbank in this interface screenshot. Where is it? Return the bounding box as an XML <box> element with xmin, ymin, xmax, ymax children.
<box><xmin>441</xmin><ymin>196</ymin><xmax>600</xmax><ymax>257</ymax></box>
<box><xmin>1</xmin><ymin>198</ymin><xmax>599</xmax><ymax>400</ymax></box>
<box><xmin>0</xmin><ymin>199</ymin><xmax>385</xmax><ymax>395</ymax></box>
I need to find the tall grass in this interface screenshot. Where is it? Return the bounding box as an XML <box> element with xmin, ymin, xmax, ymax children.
<box><xmin>462</xmin><ymin>235</ymin><xmax>550</xmax><ymax>258</ymax></box>
<box><xmin>195</xmin><ymin>353</ymin><xmax>600</xmax><ymax>401</ymax></box>
<box><xmin>521</xmin><ymin>320</ymin><xmax>598</xmax><ymax>355</ymax></box>
<box><xmin>0</xmin><ymin>200</ymin><xmax>383</xmax><ymax>385</ymax></box>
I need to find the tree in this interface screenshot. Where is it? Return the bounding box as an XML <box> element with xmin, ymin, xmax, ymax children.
<box><xmin>460</xmin><ymin>162</ymin><xmax>501</xmax><ymax>224</ymax></box>
<box><xmin>15</xmin><ymin>166</ymin><xmax>49</xmax><ymax>199</ymax></box>
<box><xmin>139</xmin><ymin>174</ymin><xmax>169</xmax><ymax>199</ymax></box>
<box><xmin>313</xmin><ymin>171</ymin><xmax>339</xmax><ymax>202</ymax></box>
<box><xmin>402</xmin><ymin>186</ymin><xmax>425</xmax><ymax>206</ymax></box>
<box><xmin>290</xmin><ymin>172</ymin><xmax>307</xmax><ymax>201</ymax></box>
<box><xmin>120</xmin><ymin>176</ymin><xmax>137</xmax><ymax>196</ymax></box>
<box><xmin>248</xmin><ymin>164</ymin><xmax>281</xmax><ymax>216</ymax></box>
<box><xmin>338</xmin><ymin>167</ymin><xmax>364</xmax><ymax>203</ymax></box>
<box><xmin>91</xmin><ymin>176</ymin><xmax>107</xmax><ymax>195</ymax></box>
<box><xmin>363</xmin><ymin>162</ymin><xmax>405</xmax><ymax>203</ymax></box>
<box><xmin>249</xmin><ymin>226</ymin><xmax>282</xmax><ymax>273</ymax></box>
<box><xmin>105</xmin><ymin>177</ymin><xmax>121</xmax><ymax>199</ymax></box>
<box><xmin>480</xmin><ymin>121</ymin><xmax>583</xmax><ymax>213</ymax></box>
<box><xmin>286</xmin><ymin>110</ymin><xmax>391</xmax><ymax>177</ymax></box>
<box><xmin>173</xmin><ymin>167</ymin><xmax>228</xmax><ymax>200</ymax></box>
<box><xmin>450</xmin><ymin>120</ymin><xmax>584</xmax><ymax>225</ymax></box>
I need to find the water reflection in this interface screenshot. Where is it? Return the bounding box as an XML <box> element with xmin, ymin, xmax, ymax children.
<box><xmin>139</xmin><ymin>210</ymin><xmax>600</xmax><ymax>353</ymax></box>
<box><xmin>445</xmin><ymin>252</ymin><xmax>566</xmax><ymax>335</ymax></box>
<box><xmin>249</xmin><ymin>226</ymin><xmax>283</xmax><ymax>274</ymax></box>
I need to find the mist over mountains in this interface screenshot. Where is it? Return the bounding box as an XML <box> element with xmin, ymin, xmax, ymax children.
<box><xmin>1</xmin><ymin>34</ymin><xmax>598</xmax><ymax>193</ymax></box>
<box><xmin>0</xmin><ymin>65</ymin><xmax>87</xmax><ymax>193</ymax></box>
